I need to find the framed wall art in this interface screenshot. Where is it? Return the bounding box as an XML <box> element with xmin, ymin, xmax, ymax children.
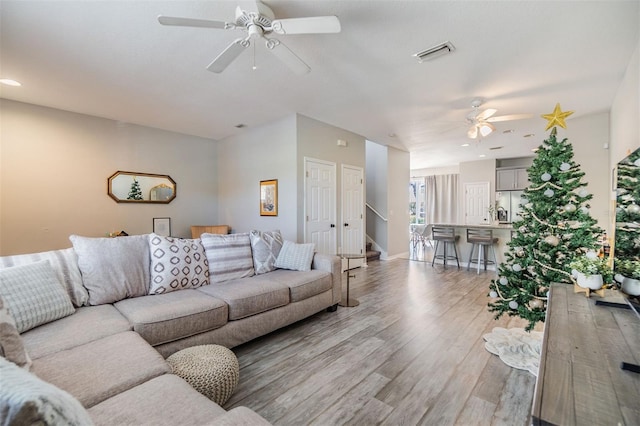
<box><xmin>153</xmin><ymin>217</ymin><xmax>171</xmax><ymax>236</ymax></box>
<box><xmin>260</xmin><ymin>179</ymin><xmax>278</xmax><ymax>216</ymax></box>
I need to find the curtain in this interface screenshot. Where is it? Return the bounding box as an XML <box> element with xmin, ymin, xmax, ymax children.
<box><xmin>424</xmin><ymin>174</ymin><xmax>459</xmax><ymax>225</ymax></box>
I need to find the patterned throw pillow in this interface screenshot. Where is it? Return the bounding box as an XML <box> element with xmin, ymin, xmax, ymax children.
<box><xmin>274</xmin><ymin>241</ymin><xmax>315</xmax><ymax>272</ymax></box>
<box><xmin>70</xmin><ymin>234</ymin><xmax>150</xmax><ymax>305</ymax></box>
<box><xmin>249</xmin><ymin>230</ymin><xmax>284</xmax><ymax>275</ymax></box>
<box><xmin>201</xmin><ymin>233</ymin><xmax>255</xmax><ymax>283</ymax></box>
<box><xmin>148</xmin><ymin>234</ymin><xmax>209</xmax><ymax>294</ymax></box>
<box><xmin>0</xmin><ymin>294</ymin><xmax>31</xmax><ymax>370</ymax></box>
<box><xmin>0</xmin><ymin>356</ymin><xmax>93</xmax><ymax>425</ymax></box>
<box><xmin>0</xmin><ymin>260</ymin><xmax>75</xmax><ymax>333</ymax></box>
<box><xmin>0</xmin><ymin>248</ymin><xmax>88</xmax><ymax>307</ymax></box>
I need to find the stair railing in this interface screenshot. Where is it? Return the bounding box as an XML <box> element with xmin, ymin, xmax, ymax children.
<box><xmin>366</xmin><ymin>203</ymin><xmax>388</xmax><ymax>222</ymax></box>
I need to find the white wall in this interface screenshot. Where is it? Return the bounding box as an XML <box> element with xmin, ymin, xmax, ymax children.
<box><xmin>0</xmin><ymin>99</ymin><xmax>218</xmax><ymax>255</ymax></box>
<box><xmin>366</xmin><ymin>141</ymin><xmax>388</xmax><ymax>251</ymax></box>
<box><xmin>565</xmin><ymin>112</ymin><xmax>611</xmax><ymax>233</ymax></box>
<box><xmin>216</xmin><ymin>115</ymin><xmax>298</xmax><ymax>240</ymax></box>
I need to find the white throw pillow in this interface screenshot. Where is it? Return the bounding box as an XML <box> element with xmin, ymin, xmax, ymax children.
<box><xmin>201</xmin><ymin>233</ymin><xmax>255</xmax><ymax>283</ymax></box>
<box><xmin>70</xmin><ymin>234</ymin><xmax>150</xmax><ymax>305</ymax></box>
<box><xmin>0</xmin><ymin>356</ymin><xmax>94</xmax><ymax>425</ymax></box>
<box><xmin>0</xmin><ymin>260</ymin><xmax>75</xmax><ymax>333</ymax></box>
<box><xmin>249</xmin><ymin>230</ymin><xmax>284</xmax><ymax>275</ymax></box>
<box><xmin>148</xmin><ymin>234</ymin><xmax>209</xmax><ymax>294</ymax></box>
<box><xmin>274</xmin><ymin>241</ymin><xmax>315</xmax><ymax>272</ymax></box>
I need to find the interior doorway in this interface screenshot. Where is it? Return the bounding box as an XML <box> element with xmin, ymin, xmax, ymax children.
<box><xmin>304</xmin><ymin>158</ymin><xmax>336</xmax><ymax>254</ymax></box>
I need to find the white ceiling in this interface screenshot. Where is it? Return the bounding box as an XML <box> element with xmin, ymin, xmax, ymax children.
<box><xmin>1</xmin><ymin>1</ymin><xmax>638</xmax><ymax>170</ymax></box>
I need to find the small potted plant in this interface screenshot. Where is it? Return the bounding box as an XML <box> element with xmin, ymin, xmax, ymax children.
<box><xmin>569</xmin><ymin>251</ymin><xmax>614</xmax><ymax>290</ymax></box>
<box><xmin>614</xmin><ymin>259</ymin><xmax>640</xmax><ymax>296</ymax></box>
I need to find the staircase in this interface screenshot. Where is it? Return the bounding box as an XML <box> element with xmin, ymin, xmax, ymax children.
<box><xmin>366</xmin><ymin>242</ymin><xmax>381</xmax><ymax>262</ymax></box>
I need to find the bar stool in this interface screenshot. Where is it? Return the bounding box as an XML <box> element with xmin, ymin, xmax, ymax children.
<box><xmin>431</xmin><ymin>226</ymin><xmax>460</xmax><ymax>268</ymax></box>
<box><xmin>466</xmin><ymin>228</ymin><xmax>499</xmax><ymax>274</ymax></box>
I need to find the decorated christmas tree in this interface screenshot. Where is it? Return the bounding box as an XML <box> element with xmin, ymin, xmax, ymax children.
<box><xmin>488</xmin><ymin>104</ymin><xmax>604</xmax><ymax>330</ymax></box>
<box><xmin>614</xmin><ymin>148</ymin><xmax>640</xmax><ymax>260</ymax></box>
<box><xmin>127</xmin><ymin>178</ymin><xmax>143</xmax><ymax>200</ymax></box>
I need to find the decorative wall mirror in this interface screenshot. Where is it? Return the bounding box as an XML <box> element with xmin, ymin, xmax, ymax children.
<box><xmin>108</xmin><ymin>171</ymin><xmax>176</xmax><ymax>203</ymax></box>
<box><xmin>614</xmin><ymin>147</ymin><xmax>640</xmax><ymax>261</ymax></box>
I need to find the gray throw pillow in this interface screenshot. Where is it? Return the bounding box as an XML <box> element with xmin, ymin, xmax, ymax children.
<box><xmin>70</xmin><ymin>234</ymin><xmax>150</xmax><ymax>305</ymax></box>
<box><xmin>0</xmin><ymin>260</ymin><xmax>75</xmax><ymax>333</ymax></box>
<box><xmin>0</xmin><ymin>248</ymin><xmax>88</xmax><ymax>307</ymax></box>
<box><xmin>148</xmin><ymin>234</ymin><xmax>209</xmax><ymax>294</ymax></box>
<box><xmin>0</xmin><ymin>294</ymin><xmax>32</xmax><ymax>370</ymax></box>
<box><xmin>0</xmin><ymin>356</ymin><xmax>94</xmax><ymax>425</ymax></box>
<box><xmin>249</xmin><ymin>230</ymin><xmax>284</xmax><ymax>275</ymax></box>
<box><xmin>274</xmin><ymin>241</ymin><xmax>315</xmax><ymax>272</ymax></box>
<box><xmin>201</xmin><ymin>233</ymin><xmax>255</xmax><ymax>283</ymax></box>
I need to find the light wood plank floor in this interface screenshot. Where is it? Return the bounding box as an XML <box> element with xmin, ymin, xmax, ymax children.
<box><xmin>227</xmin><ymin>259</ymin><xmax>539</xmax><ymax>425</ymax></box>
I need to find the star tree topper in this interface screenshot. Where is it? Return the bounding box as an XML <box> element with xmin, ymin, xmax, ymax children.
<box><xmin>541</xmin><ymin>103</ymin><xmax>574</xmax><ymax>130</ymax></box>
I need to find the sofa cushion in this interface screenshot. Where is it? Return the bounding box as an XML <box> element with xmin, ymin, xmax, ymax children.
<box><xmin>70</xmin><ymin>234</ymin><xmax>150</xmax><ymax>305</ymax></box>
<box><xmin>31</xmin><ymin>331</ymin><xmax>170</xmax><ymax>408</ymax></box>
<box><xmin>0</xmin><ymin>247</ymin><xmax>88</xmax><ymax>307</ymax></box>
<box><xmin>88</xmin><ymin>374</ymin><xmax>226</xmax><ymax>426</ymax></box>
<box><xmin>0</xmin><ymin>260</ymin><xmax>75</xmax><ymax>333</ymax></box>
<box><xmin>274</xmin><ymin>241</ymin><xmax>315</xmax><ymax>272</ymax></box>
<box><xmin>201</xmin><ymin>233</ymin><xmax>255</xmax><ymax>283</ymax></box>
<box><xmin>263</xmin><ymin>269</ymin><xmax>333</xmax><ymax>303</ymax></box>
<box><xmin>0</xmin><ymin>356</ymin><xmax>93</xmax><ymax>426</ymax></box>
<box><xmin>197</xmin><ymin>277</ymin><xmax>289</xmax><ymax>320</ymax></box>
<box><xmin>0</xmin><ymin>294</ymin><xmax>31</xmax><ymax>369</ymax></box>
<box><xmin>21</xmin><ymin>305</ymin><xmax>132</xmax><ymax>360</ymax></box>
<box><xmin>250</xmin><ymin>229</ymin><xmax>284</xmax><ymax>275</ymax></box>
<box><xmin>114</xmin><ymin>290</ymin><xmax>228</xmax><ymax>346</ymax></box>
<box><xmin>148</xmin><ymin>234</ymin><xmax>209</xmax><ymax>294</ymax></box>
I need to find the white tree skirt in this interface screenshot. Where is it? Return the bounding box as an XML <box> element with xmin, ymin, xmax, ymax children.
<box><xmin>483</xmin><ymin>327</ymin><xmax>543</xmax><ymax>376</ymax></box>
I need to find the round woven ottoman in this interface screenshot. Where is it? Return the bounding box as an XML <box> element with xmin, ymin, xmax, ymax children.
<box><xmin>166</xmin><ymin>344</ymin><xmax>239</xmax><ymax>406</ymax></box>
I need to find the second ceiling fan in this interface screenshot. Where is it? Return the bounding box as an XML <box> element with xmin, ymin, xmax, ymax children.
<box><xmin>466</xmin><ymin>98</ymin><xmax>532</xmax><ymax>139</ymax></box>
<box><xmin>158</xmin><ymin>0</ymin><xmax>341</xmax><ymax>75</ymax></box>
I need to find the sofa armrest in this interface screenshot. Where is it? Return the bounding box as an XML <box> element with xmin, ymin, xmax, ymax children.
<box><xmin>312</xmin><ymin>253</ymin><xmax>341</xmax><ymax>305</ymax></box>
<box><xmin>212</xmin><ymin>407</ymin><xmax>272</xmax><ymax>425</ymax></box>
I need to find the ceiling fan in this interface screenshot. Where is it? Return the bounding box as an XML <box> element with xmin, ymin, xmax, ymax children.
<box><xmin>158</xmin><ymin>1</ymin><xmax>341</xmax><ymax>75</ymax></box>
<box><xmin>466</xmin><ymin>98</ymin><xmax>532</xmax><ymax>139</ymax></box>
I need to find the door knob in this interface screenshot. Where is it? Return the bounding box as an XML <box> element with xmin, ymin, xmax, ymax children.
<box><xmin>330</xmin><ymin>224</ymin><xmax>335</xmax><ymax>228</ymax></box>
<box><xmin>344</xmin><ymin>223</ymin><xmax>349</xmax><ymax>227</ymax></box>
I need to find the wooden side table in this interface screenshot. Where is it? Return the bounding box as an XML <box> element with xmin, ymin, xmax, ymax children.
<box><xmin>338</xmin><ymin>254</ymin><xmax>364</xmax><ymax>307</ymax></box>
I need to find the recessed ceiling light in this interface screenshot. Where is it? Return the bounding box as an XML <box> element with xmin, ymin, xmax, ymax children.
<box><xmin>489</xmin><ymin>146</ymin><xmax>503</xmax><ymax>150</ymax></box>
<box><xmin>388</xmin><ymin>133</ymin><xmax>396</xmax><ymax>138</ymax></box>
<box><xmin>461</xmin><ymin>143</ymin><xmax>470</xmax><ymax>147</ymax></box>
<box><xmin>503</xmin><ymin>129</ymin><xmax>514</xmax><ymax>134</ymax></box>
<box><xmin>524</xmin><ymin>133</ymin><xmax>535</xmax><ymax>138</ymax></box>
<box><xmin>0</xmin><ymin>79</ymin><xmax>21</xmax><ymax>86</ymax></box>
<box><xmin>234</xmin><ymin>123</ymin><xmax>246</xmax><ymax>128</ymax></box>
<box><xmin>479</xmin><ymin>154</ymin><xmax>486</xmax><ymax>158</ymax></box>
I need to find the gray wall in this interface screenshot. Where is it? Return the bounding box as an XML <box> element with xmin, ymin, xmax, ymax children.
<box><xmin>216</xmin><ymin>115</ymin><xmax>298</xmax><ymax>240</ymax></box>
<box><xmin>0</xmin><ymin>99</ymin><xmax>218</xmax><ymax>255</ymax></box>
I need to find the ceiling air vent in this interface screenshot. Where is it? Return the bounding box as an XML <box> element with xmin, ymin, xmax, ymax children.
<box><xmin>413</xmin><ymin>41</ymin><xmax>455</xmax><ymax>63</ymax></box>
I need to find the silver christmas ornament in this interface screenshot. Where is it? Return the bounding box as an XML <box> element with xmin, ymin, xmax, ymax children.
<box><xmin>544</xmin><ymin>189</ymin><xmax>554</xmax><ymax>197</ymax></box>
<box><xmin>627</xmin><ymin>204</ymin><xmax>640</xmax><ymax>214</ymax></box>
<box><xmin>499</xmin><ymin>277</ymin><xmax>508</xmax><ymax>285</ymax></box>
<box><xmin>544</xmin><ymin>235</ymin><xmax>560</xmax><ymax>246</ymax></box>
<box><xmin>564</xmin><ymin>203</ymin><xmax>576</xmax><ymax>213</ymax></box>
<box><xmin>489</xmin><ymin>291</ymin><xmax>498</xmax><ymax>298</ymax></box>
<box><xmin>560</xmin><ymin>162</ymin><xmax>570</xmax><ymax>171</ymax></box>
<box><xmin>541</xmin><ymin>173</ymin><xmax>552</xmax><ymax>182</ymax></box>
<box><xmin>508</xmin><ymin>301</ymin><xmax>519</xmax><ymax>309</ymax></box>
<box><xmin>512</xmin><ymin>264</ymin><xmax>522</xmax><ymax>272</ymax></box>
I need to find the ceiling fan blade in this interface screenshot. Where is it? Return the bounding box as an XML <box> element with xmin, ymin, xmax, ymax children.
<box><xmin>157</xmin><ymin>15</ymin><xmax>231</xmax><ymax>29</ymax></box>
<box><xmin>467</xmin><ymin>125</ymin><xmax>479</xmax><ymax>139</ymax></box>
<box><xmin>207</xmin><ymin>38</ymin><xmax>250</xmax><ymax>73</ymax></box>
<box><xmin>265</xmin><ymin>38</ymin><xmax>310</xmax><ymax>75</ymax></box>
<box><xmin>487</xmin><ymin>113</ymin><xmax>534</xmax><ymax>123</ymax></box>
<box><xmin>476</xmin><ymin>108</ymin><xmax>497</xmax><ymax>121</ymax></box>
<box><xmin>271</xmin><ymin>16</ymin><xmax>341</xmax><ymax>35</ymax></box>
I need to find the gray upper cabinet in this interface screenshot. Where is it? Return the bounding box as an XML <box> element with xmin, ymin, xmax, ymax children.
<box><xmin>496</xmin><ymin>168</ymin><xmax>530</xmax><ymax>190</ymax></box>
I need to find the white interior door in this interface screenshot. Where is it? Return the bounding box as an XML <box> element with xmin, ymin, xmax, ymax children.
<box><xmin>305</xmin><ymin>158</ymin><xmax>336</xmax><ymax>254</ymax></box>
<box><xmin>464</xmin><ymin>182</ymin><xmax>490</xmax><ymax>224</ymax></box>
<box><xmin>342</xmin><ymin>165</ymin><xmax>364</xmax><ymax>269</ymax></box>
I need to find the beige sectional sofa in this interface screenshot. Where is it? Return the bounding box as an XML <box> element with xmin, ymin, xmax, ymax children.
<box><xmin>0</xmin><ymin>230</ymin><xmax>341</xmax><ymax>425</ymax></box>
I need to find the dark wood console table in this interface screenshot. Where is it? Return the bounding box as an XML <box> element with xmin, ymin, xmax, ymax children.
<box><xmin>531</xmin><ymin>283</ymin><xmax>640</xmax><ymax>425</ymax></box>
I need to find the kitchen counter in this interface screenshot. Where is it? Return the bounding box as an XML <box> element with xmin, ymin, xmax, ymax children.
<box><xmin>433</xmin><ymin>223</ymin><xmax>513</xmax><ymax>230</ymax></box>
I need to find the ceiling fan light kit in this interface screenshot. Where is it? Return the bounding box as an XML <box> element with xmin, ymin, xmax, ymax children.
<box><xmin>158</xmin><ymin>0</ymin><xmax>341</xmax><ymax>75</ymax></box>
<box><xmin>464</xmin><ymin>98</ymin><xmax>533</xmax><ymax>139</ymax></box>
